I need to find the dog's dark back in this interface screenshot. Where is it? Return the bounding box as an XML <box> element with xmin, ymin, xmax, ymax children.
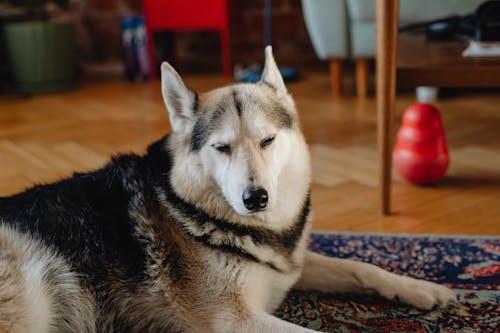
<box><xmin>0</xmin><ymin>137</ymin><xmax>171</xmax><ymax>284</ymax></box>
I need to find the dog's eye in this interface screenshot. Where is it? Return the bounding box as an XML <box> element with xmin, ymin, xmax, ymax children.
<box><xmin>211</xmin><ymin>144</ymin><xmax>232</xmax><ymax>154</ymax></box>
<box><xmin>260</xmin><ymin>135</ymin><xmax>276</xmax><ymax>148</ymax></box>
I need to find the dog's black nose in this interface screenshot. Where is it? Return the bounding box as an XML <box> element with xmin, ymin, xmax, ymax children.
<box><xmin>242</xmin><ymin>186</ymin><xmax>268</xmax><ymax>212</ymax></box>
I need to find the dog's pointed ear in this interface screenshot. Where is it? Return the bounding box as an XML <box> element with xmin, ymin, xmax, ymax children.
<box><xmin>161</xmin><ymin>62</ymin><xmax>198</xmax><ymax>134</ymax></box>
<box><xmin>260</xmin><ymin>46</ymin><xmax>288</xmax><ymax>98</ymax></box>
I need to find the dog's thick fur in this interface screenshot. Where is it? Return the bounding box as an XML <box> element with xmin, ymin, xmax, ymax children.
<box><xmin>0</xmin><ymin>47</ymin><xmax>456</xmax><ymax>333</ymax></box>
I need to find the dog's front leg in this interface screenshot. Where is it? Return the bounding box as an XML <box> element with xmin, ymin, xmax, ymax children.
<box><xmin>294</xmin><ymin>250</ymin><xmax>456</xmax><ymax>310</ymax></box>
<box><xmin>213</xmin><ymin>312</ymin><xmax>319</xmax><ymax>333</ymax></box>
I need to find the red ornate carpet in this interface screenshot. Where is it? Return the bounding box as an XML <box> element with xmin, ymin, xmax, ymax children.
<box><xmin>276</xmin><ymin>233</ymin><xmax>500</xmax><ymax>333</ymax></box>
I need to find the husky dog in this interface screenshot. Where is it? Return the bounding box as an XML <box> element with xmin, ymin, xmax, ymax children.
<box><xmin>0</xmin><ymin>47</ymin><xmax>456</xmax><ymax>333</ymax></box>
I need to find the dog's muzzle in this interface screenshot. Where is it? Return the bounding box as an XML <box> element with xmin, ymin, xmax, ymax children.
<box><xmin>242</xmin><ymin>186</ymin><xmax>268</xmax><ymax>212</ymax></box>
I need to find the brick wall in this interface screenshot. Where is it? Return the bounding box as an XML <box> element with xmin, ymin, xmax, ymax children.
<box><xmin>80</xmin><ymin>0</ymin><xmax>324</xmax><ymax>74</ymax></box>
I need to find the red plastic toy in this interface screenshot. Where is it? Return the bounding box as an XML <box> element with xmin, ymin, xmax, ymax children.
<box><xmin>393</xmin><ymin>103</ymin><xmax>449</xmax><ymax>184</ymax></box>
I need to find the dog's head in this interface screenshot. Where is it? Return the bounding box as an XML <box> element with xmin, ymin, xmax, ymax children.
<box><xmin>162</xmin><ymin>47</ymin><xmax>307</xmax><ymax>216</ymax></box>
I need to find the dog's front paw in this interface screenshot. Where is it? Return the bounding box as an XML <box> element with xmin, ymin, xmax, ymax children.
<box><xmin>388</xmin><ymin>275</ymin><xmax>457</xmax><ymax>310</ymax></box>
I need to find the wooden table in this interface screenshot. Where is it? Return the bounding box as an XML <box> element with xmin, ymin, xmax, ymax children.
<box><xmin>376</xmin><ymin>0</ymin><xmax>500</xmax><ymax>215</ymax></box>
<box><xmin>397</xmin><ymin>34</ymin><xmax>500</xmax><ymax>89</ymax></box>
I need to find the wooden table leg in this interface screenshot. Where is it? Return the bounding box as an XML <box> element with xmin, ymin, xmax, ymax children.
<box><xmin>355</xmin><ymin>58</ymin><xmax>368</xmax><ymax>98</ymax></box>
<box><xmin>329</xmin><ymin>59</ymin><xmax>342</xmax><ymax>97</ymax></box>
<box><xmin>376</xmin><ymin>0</ymin><xmax>399</xmax><ymax>215</ymax></box>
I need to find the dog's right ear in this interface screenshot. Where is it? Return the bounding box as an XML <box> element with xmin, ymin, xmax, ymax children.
<box><xmin>161</xmin><ymin>62</ymin><xmax>198</xmax><ymax>135</ymax></box>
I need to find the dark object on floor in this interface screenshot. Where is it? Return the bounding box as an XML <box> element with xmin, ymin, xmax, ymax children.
<box><xmin>277</xmin><ymin>232</ymin><xmax>500</xmax><ymax>332</ymax></box>
<box><xmin>236</xmin><ymin>0</ymin><xmax>298</xmax><ymax>83</ymax></box>
<box><xmin>237</xmin><ymin>66</ymin><xmax>299</xmax><ymax>83</ymax></box>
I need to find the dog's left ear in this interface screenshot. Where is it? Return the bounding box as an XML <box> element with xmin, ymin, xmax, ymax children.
<box><xmin>161</xmin><ymin>62</ymin><xmax>198</xmax><ymax>134</ymax></box>
<box><xmin>259</xmin><ymin>46</ymin><xmax>289</xmax><ymax>100</ymax></box>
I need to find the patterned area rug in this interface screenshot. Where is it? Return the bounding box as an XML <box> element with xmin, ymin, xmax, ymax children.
<box><xmin>276</xmin><ymin>233</ymin><xmax>500</xmax><ymax>333</ymax></box>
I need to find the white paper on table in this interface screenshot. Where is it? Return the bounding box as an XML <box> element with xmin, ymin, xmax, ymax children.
<box><xmin>462</xmin><ymin>41</ymin><xmax>500</xmax><ymax>57</ymax></box>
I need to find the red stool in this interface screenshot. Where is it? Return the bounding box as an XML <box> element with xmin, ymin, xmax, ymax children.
<box><xmin>143</xmin><ymin>0</ymin><xmax>231</xmax><ymax>77</ymax></box>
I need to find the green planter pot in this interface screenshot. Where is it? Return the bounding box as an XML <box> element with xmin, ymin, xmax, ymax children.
<box><xmin>3</xmin><ymin>20</ymin><xmax>77</xmax><ymax>93</ymax></box>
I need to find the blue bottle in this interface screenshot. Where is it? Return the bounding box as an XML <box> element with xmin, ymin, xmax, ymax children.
<box><xmin>133</xmin><ymin>16</ymin><xmax>150</xmax><ymax>81</ymax></box>
<box><xmin>121</xmin><ymin>17</ymin><xmax>137</xmax><ymax>81</ymax></box>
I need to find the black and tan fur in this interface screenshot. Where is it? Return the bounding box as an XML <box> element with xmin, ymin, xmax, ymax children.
<box><xmin>0</xmin><ymin>47</ymin><xmax>456</xmax><ymax>333</ymax></box>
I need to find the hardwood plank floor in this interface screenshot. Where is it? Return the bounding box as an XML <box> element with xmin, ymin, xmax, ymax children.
<box><xmin>1</xmin><ymin>73</ymin><xmax>499</xmax><ymax>235</ymax></box>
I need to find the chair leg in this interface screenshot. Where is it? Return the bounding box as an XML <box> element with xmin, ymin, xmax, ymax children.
<box><xmin>356</xmin><ymin>58</ymin><xmax>369</xmax><ymax>98</ymax></box>
<box><xmin>220</xmin><ymin>28</ymin><xmax>231</xmax><ymax>77</ymax></box>
<box><xmin>147</xmin><ymin>28</ymin><xmax>156</xmax><ymax>79</ymax></box>
<box><xmin>329</xmin><ymin>59</ymin><xmax>342</xmax><ymax>97</ymax></box>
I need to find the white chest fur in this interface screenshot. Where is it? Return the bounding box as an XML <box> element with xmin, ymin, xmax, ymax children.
<box><xmin>241</xmin><ymin>227</ymin><xmax>310</xmax><ymax>313</ymax></box>
<box><xmin>242</xmin><ymin>263</ymin><xmax>303</xmax><ymax>313</ymax></box>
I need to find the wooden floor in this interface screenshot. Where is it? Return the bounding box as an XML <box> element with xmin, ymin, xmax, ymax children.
<box><xmin>1</xmin><ymin>73</ymin><xmax>500</xmax><ymax>236</ymax></box>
